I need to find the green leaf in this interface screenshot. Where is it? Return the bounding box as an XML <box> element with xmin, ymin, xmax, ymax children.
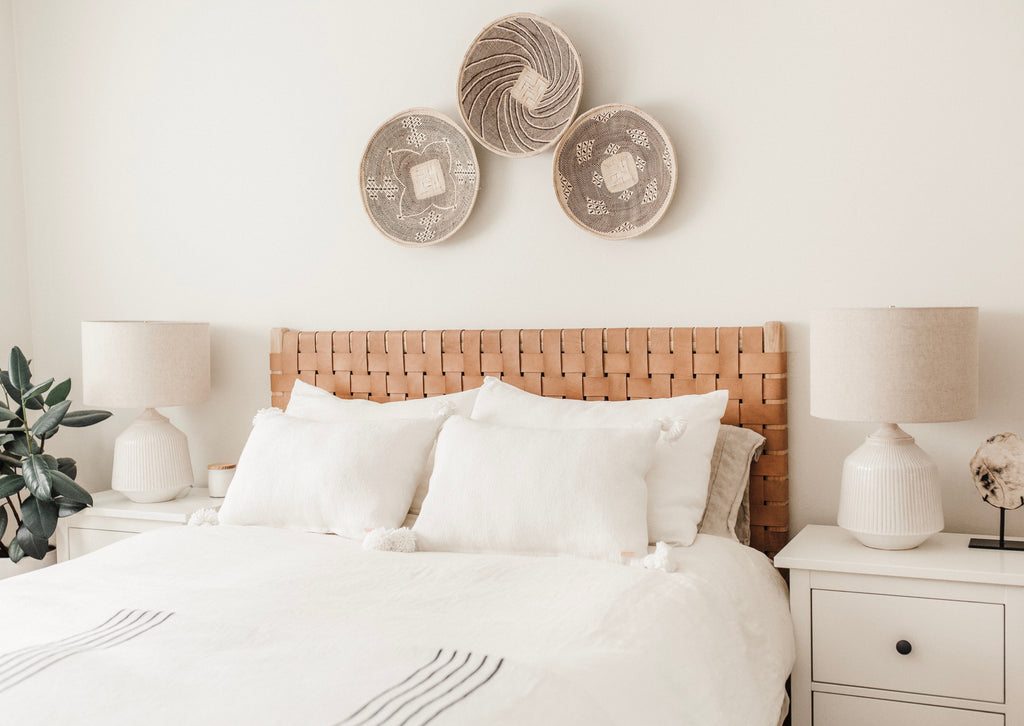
<box><xmin>21</xmin><ymin>495</ymin><xmax>59</xmax><ymax>538</ymax></box>
<box><xmin>59</xmin><ymin>410</ymin><xmax>112</xmax><ymax>428</ymax></box>
<box><xmin>21</xmin><ymin>455</ymin><xmax>51</xmax><ymax>500</ymax></box>
<box><xmin>49</xmin><ymin>470</ymin><xmax>92</xmax><ymax>506</ymax></box>
<box><xmin>0</xmin><ymin>504</ymin><xmax>7</xmax><ymax>540</ymax></box>
<box><xmin>1</xmin><ymin>371</ymin><xmax>21</xmax><ymax>404</ymax></box>
<box><xmin>9</xmin><ymin>347</ymin><xmax>31</xmax><ymax>391</ymax></box>
<box><xmin>41</xmin><ymin>454</ymin><xmax>58</xmax><ymax>470</ymax></box>
<box><xmin>57</xmin><ymin>457</ymin><xmax>77</xmax><ymax>480</ymax></box>
<box><xmin>15</xmin><ymin>523</ymin><xmax>49</xmax><ymax>559</ymax></box>
<box><xmin>23</xmin><ymin>396</ymin><xmax>44</xmax><ymax>411</ymax></box>
<box><xmin>0</xmin><ymin>408</ymin><xmax>19</xmax><ymax>422</ymax></box>
<box><xmin>7</xmin><ymin>434</ymin><xmax>32</xmax><ymax>457</ymax></box>
<box><xmin>21</xmin><ymin>378</ymin><xmax>53</xmax><ymax>403</ymax></box>
<box><xmin>0</xmin><ymin>474</ymin><xmax>24</xmax><ymax>498</ymax></box>
<box><xmin>7</xmin><ymin>536</ymin><xmax>24</xmax><ymax>563</ymax></box>
<box><xmin>32</xmin><ymin>400</ymin><xmax>72</xmax><ymax>439</ymax></box>
<box><xmin>44</xmin><ymin>378</ymin><xmax>72</xmax><ymax>407</ymax></box>
<box><xmin>56</xmin><ymin>498</ymin><xmax>88</xmax><ymax>518</ymax></box>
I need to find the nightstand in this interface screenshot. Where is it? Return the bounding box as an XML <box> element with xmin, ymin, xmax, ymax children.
<box><xmin>776</xmin><ymin>525</ymin><xmax>1024</xmax><ymax>726</ymax></box>
<box><xmin>55</xmin><ymin>487</ymin><xmax>221</xmax><ymax>562</ymax></box>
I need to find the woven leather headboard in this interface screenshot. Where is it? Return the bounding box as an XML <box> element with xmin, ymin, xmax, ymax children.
<box><xmin>269</xmin><ymin>324</ymin><xmax>788</xmax><ymax>558</ymax></box>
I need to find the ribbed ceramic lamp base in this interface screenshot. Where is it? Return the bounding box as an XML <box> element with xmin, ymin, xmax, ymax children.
<box><xmin>837</xmin><ymin>424</ymin><xmax>944</xmax><ymax>550</ymax></box>
<box><xmin>111</xmin><ymin>408</ymin><xmax>194</xmax><ymax>503</ymax></box>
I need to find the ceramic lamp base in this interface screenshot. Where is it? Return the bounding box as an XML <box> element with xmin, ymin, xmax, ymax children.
<box><xmin>837</xmin><ymin>423</ymin><xmax>944</xmax><ymax>550</ymax></box>
<box><xmin>112</xmin><ymin>408</ymin><xmax>194</xmax><ymax>503</ymax></box>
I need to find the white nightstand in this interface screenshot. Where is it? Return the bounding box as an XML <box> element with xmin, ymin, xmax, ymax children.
<box><xmin>55</xmin><ymin>487</ymin><xmax>221</xmax><ymax>562</ymax></box>
<box><xmin>776</xmin><ymin>525</ymin><xmax>1024</xmax><ymax>726</ymax></box>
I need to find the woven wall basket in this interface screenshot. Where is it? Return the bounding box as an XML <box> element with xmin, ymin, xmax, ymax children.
<box><xmin>458</xmin><ymin>13</ymin><xmax>583</xmax><ymax>158</ymax></box>
<box><xmin>360</xmin><ymin>108</ymin><xmax>480</xmax><ymax>247</ymax></box>
<box><xmin>553</xmin><ymin>104</ymin><xmax>676</xmax><ymax>240</ymax></box>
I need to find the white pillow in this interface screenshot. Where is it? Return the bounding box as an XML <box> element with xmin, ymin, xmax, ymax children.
<box><xmin>285</xmin><ymin>379</ymin><xmax>478</xmax><ymax>523</ymax></box>
<box><xmin>285</xmin><ymin>378</ymin><xmax>478</xmax><ymax>420</ymax></box>
<box><xmin>413</xmin><ymin>416</ymin><xmax>659</xmax><ymax>562</ymax></box>
<box><xmin>470</xmin><ymin>377</ymin><xmax>727</xmax><ymax>546</ymax></box>
<box><xmin>218</xmin><ymin>409</ymin><xmax>442</xmax><ymax>537</ymax></box>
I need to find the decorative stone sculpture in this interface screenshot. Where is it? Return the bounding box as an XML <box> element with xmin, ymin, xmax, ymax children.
<box><xmin>971</xmin><ymin>432</ymin><xmax>1024</xmax><ymax>510</ymax></box>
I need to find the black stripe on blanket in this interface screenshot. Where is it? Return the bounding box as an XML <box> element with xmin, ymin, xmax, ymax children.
<box><xmin>0</xmin><ymin>609</ymin><xmax>174</xmax><ymax>693</ymax></box>
<box><xmin>339</xmin><ymin>649</ymin><xmax>505</xmax><ymax>726</ymax></box>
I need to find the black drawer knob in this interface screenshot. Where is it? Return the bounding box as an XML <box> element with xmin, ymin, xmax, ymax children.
<box><xmin>896</xmin><ymin>640</ymin><xmax>912</xmax><ymax>655</ymax></box>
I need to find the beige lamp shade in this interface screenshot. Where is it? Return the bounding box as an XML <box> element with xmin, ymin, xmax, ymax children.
<box><xmin>810</xmin><ymin>307</ymin><xmax>978</xmax><ymax>424</ymax></box>
<box><xmin>82</xmin><ymin>321</ymin><xmax>210</xmax><ymax>409</ymax></box>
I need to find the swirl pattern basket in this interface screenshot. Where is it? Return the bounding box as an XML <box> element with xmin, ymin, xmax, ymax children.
<box><xmin>458</xmin><ymin>13</ymin><xmax>583</xmax><ymax>158</ymax></box>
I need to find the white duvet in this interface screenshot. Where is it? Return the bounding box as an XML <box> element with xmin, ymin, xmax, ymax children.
<box><xmin>0</xmin><ymin>527</ymin><xmax>794</xmax><ymax>725</ymax></box>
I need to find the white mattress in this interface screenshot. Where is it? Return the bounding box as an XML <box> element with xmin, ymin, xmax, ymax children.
<box><xmin>0</xmin><ymin>526</ymin><xmax>794</xmax><ymax>725</ymax></box>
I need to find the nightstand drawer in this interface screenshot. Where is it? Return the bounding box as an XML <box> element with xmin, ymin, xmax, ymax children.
<box><xmin>814</xmin><ymin>692</ymin><xmax>1004</xmax><ymax>725</ymax></box>
<box><xmin>812</xmin><ymin>589</ymin><xmax>1004</xmax><ymax>702</ymax></box>
<box><xmin>67</xmin><ymin>527</ymin><xmax>137</xmax><ymax>559</ymax></box>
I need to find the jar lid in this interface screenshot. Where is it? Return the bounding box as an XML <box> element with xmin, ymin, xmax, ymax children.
<box><xmin>208</xmin><ymin>462</ymin><xmax>237</xmax><ymax>470</ymax></box>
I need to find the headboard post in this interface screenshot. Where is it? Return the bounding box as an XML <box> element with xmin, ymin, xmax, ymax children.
<box><xmin>755</xmin><ymin>321</ymin><xmax>789</xmax><ymax>557</ymax></box>
<box><xmin>269</xmin><ymin>323</ymin><xmax>789</xmax><ymax>557</ymax></box>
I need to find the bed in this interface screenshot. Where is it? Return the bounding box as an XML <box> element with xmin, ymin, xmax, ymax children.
<box><xmin>0</xmin><ymin>323</ymin><xmax>794</xmax><ymax>725</ymax></box>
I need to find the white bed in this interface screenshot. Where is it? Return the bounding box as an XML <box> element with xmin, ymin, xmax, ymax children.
<box><xmin>0</xmin><ymin>525</ymin><xmax>793</xmax><ymax>725</ymax></box>
<box><xmin>0</xmin><ymin>323</ymin><xmax>795</xmax><ymax>724</ymax></box>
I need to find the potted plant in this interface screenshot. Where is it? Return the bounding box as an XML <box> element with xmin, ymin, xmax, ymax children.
<box><xmin>1</xmin><ymin>346</ymin><xmax>111</xmax><ymax>577</ymax></box>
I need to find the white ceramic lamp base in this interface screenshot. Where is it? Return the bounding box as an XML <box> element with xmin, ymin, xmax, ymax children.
<box><xmin>111</xmin><ymin>408</ymin><xmax>194</xmax><ymax>503</ymax></box>
<box><xmin>837</xmin><ymin>423</ymin><xmax>944</xmax><ymax>550</ymax></box>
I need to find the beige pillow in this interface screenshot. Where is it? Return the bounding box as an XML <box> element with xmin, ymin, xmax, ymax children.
<box><xmin>698</xmin><ymin>425</ymin><xmax>766</xmax><ymax>545</ymax></box>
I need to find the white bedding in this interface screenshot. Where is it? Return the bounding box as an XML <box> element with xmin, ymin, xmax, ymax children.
<box><xmin>0</xmin><ymin>527</ymin><xmax>794</xmax><ymax>725</ymax></box>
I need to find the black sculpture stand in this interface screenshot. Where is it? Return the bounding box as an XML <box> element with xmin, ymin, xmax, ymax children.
<box><xmin>969</xmin><ymin>507</ymin><xmax>1024</xmax><ymax>551</ymax></box>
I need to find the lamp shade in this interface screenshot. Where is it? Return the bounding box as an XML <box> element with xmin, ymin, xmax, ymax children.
<box><xmin>82</xmin><ymin>321</ymin><xmax>210</xmax><ymax>409</ymax></box>
<box><xmin>810</xmin><ymin>307</ymin><xmax>978</xmax><ymax>424</ymax></box>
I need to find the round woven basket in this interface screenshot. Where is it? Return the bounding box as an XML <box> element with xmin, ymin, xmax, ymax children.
<box><xmin>553</xmin><ymin>104</ymin><xmax>676</xmax><ymax>240</ymax></box>
<box><xmin>458</xmin><ymin>13</ymin><xmax>583</xmax><ymax>158</ymax></box>
<box><xmin>360</xmin><ymin>108</ymin><xmax>480</xmax><ymax>247</ymax></box>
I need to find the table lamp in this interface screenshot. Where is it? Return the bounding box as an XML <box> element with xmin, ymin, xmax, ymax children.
<box><xmin>810</xmin><ymin>307</ymin><xmax>978</xmax><ymax>549</ymax></box>
<box><xmin>82</xmin><ymin>321</ymin><xmax>210</xmax><ymax>503</ymax></box>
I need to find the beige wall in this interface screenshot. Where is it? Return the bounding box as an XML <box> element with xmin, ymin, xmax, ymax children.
<box><xmin>0</xmin><ymin>0</ymin><xmax>30</xmax><ymax>352</ymax></box>
<box><xmin>9</xmin><ymin>0</ymin><xmax>1024</xmax><ymax>537</ymax></box>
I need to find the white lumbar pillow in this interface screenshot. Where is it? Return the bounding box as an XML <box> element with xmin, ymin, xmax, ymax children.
<box><xmin>413</xmin><ymin>415</ymin><xmax>659</xmax><ymax>562</ymax></box>
<box><xmin>470</xmin><ymin>377</ymin><xmax>728</xmax><ymax>546</ymax></box>
<box><xmin>284</xmin><ymin>379</ymin><xmax>478</xmax><ymax>522</ymax></box>
<box><xmin>218</xmin><ymin>408</ymin><xmax>442</xmax><ymax>537</ymax></box>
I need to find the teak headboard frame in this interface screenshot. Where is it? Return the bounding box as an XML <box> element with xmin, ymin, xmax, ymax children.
<box><xmin>269</xmin><ymin>324</ymin><xmax>789</xmax><ymax>558</ymax></box>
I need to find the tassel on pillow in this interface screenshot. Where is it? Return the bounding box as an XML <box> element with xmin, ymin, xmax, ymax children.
<box><xmin>629</xmin><ymin>541</ymin><xmax>677</xmax><ymax>572</ymax></box>
<box><xmin>433</xmin><ymin>399</ymin><xmax>458</xmax><ymax>420</ymax></box>
<box><xmin>187</xmin><ymin>508</ymin><xmax>220</xmax><ymax>527</ymax></box>
<box><xmin>659</xmin><ymin>417</ymin><xmax>688</xmax><ymax>442</ymax></box>
<box><xmin>363</xmin><ymin>527</ymin><xmax>416</xmax><ymax>553</ymax></box>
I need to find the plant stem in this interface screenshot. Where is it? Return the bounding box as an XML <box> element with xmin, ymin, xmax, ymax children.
<box><xmin>24</xmin><ymin>416</ymin><xmax>34</xmax><ymax>455</ymax></box>
<box><xmin>5</xmin><ymin>496</ymin><xmax>21</xmax><ymax>526</ymax></box>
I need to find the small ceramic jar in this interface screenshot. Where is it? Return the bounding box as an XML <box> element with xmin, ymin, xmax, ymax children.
<box><xmin>207</xmin><ymin>463</ymin><xmax>236</xmax><ymax>498</ymax></box>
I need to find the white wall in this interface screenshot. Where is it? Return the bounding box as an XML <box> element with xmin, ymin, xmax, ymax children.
<box><xmin>10</xmin><ymin>0</ymin><xmax>1024</xmax><ymax>537</ymax></box>
<box><xmin>0</xmin><ymin>0</ymin><xmax>30</xmax><ymax>352</ymax></box>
